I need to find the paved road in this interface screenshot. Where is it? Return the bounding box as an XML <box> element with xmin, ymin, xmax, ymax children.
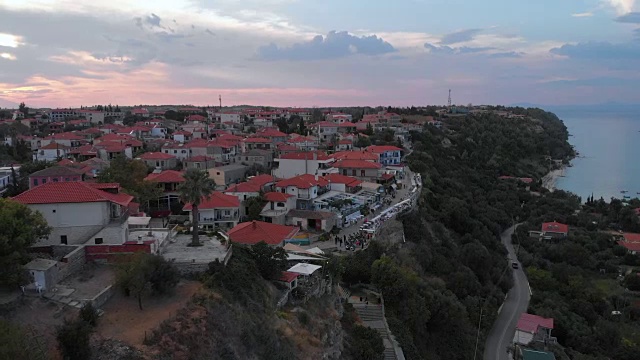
<box><xmin>483</xmin><ymin>225</ymin><xmax>530</xmax><ymax>360</ymax></box>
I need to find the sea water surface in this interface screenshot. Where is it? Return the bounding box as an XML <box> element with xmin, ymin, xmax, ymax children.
<box><xmin>552</xmin><ymin>108</ymin><xmax>640</xmax><ymax>201</ymax></box>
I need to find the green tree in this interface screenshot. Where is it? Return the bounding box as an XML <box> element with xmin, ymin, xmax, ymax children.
<box><xmin>97</xmin><ymin>155</ymin><xmax>148</xmax><ymax>191</ymax></box>
<box><xmin>346</xmin><ymin>325</ymin><xmax>385</xmax><ymax>360</ymax></box>
<box><xmin>245</xmin><ymin>194</ymin><xmax>266</xmax><ymax>221</ymax></box>
<box><xmin>130</xmin><ymin>181</ymin><xmax>163</xmax><ymax>214</ymax></box>
<box><xmin>57</xmin><ymin>318</ymin><xmax>92</xmax><ymax>360</ymax></box>
<box><xmin>178</xmin><ymin>169</ymin><xmax>216</xmax><ymax>246</ymax></box>
<box><xmin>249</xmin><ymin>242</ymin><xmax>288</xmax><ymax>279</ymax></box>
<box><xmin>18</xmin><ymin>102</ymin><xmax>28</xmax><ymax>117</ymax></box>
<box><xmin>116</xmin><ymin>253</ymin><xmax>179</xmax><ymax>310</ymax></box>
<box><xmin>0</xmin><ymin>199</ymin><xmax>51</xmax><ymax>287</ymax></box>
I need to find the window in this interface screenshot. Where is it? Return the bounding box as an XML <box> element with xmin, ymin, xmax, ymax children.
<box><xmin>42</xmin><ymin>178</ymin><xmax>47</xmax><ymax>184</ymax></box>
<box><xmin>95</xmin><ymin>238</ymin><xmax>103</xmax><ymax>244</ymax></box>
<box><xmin>65</xmin><ymin>178</ymin><xmax>70</xmax><ymax>181</ymax></box>
<box><xmin>53</xmin><ymin>178</ymin><xmax>58</xmax><ymax>182</ymax></box>
<box><xmin>173</xmin><ymin>150</ymin><xmax>177</xmax><ymax>154</ymax></box>
<box><xmin>60</xmin><ymin>235</ymin><xmax>67</xmax><ymax>244</ymax></box>
<box><xmin>352</xmin><ymin>170</ymin><xmax>356</xmax><ymax>176</ymax></box>
<box><xmin>217</xmin><ymin>172</ymin><xmax>221</xmax><ymax>175</ymax></box>
<box><xmin>224</xmin><ymin>210</ymin><xmax>230</xmax><ymax>216</ymax></box>
<box><xmin>277</xmin><ymin>202</ymin><xmax>285</xmax><ymax>207</ymax></box>
<box><xmin>33</xmin><ymin>179</ymin><xmax>38</xmax><ymax>186</ymax></box>
<box><xmin>361</xmin><ymin>170</ymin><xmax>366</xmax><ymax>177</ymax></box>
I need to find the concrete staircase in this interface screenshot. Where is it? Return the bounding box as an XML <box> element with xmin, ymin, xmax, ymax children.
<box><xmin>352</xmin><ymin>302</ymin><xmax>400</xmax><ymax>360</ymax></box>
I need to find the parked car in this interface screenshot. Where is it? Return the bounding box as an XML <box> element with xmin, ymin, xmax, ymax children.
<box><xmin>512</xmin><ymin>262</ymin><xmax>519</xmax><ymax>269</ymax></box>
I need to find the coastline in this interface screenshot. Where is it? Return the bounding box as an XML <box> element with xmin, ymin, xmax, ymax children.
<box><xmin>542</xmin><ymin>165</ymin><xmax>566</xmax><ymax>192</ymax></box>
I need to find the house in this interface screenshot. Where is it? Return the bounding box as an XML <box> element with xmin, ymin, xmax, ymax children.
<box><xmin>242</xmin><ymin>137</ymin><xmax>272</xmax><ymax>151</ymax></box>
<box><xmin>24</xmin><ymin>258</ymin><xmax>59</xmax><ymax>292</ymax></box>
<box><xmin>274</xmin><ymin>271</ymin><xmax>299</xmax><ymax>290</ymax></box>
<box><xmin>257</xmin><ymin>128</ymin><xmax>288</xmax><ymax>143</ymax></box>
<box><xmin>273</xmin><ymin>151</ymin><xmax>333</xmax><ymax>179</ymax></box>
<box><xmin>275</xmin><ymin>174</ymin><xmax>329</xmax><ymax>210</ymax></box>
<box><xmin>137</xmin><ymin>152</ymin><xmax>178</xmax><ymax>170</ymax></box>
<box><xmin>336</xmin><ymin>139</ymin><xmax>353</xmax><ymax>151</ymax></box>
<box><xmin>172</xmin><ymin>130</ymin><xmax>192</xmax><ymax>143</ymax></box>
<box><xmin>541</xmin><ymin>222</ymin><xmax>569</xmax><ymax>239</ymax></box>
<box><xmin>223</xmin><ymin>181</ymin><xmax>262</xmax><ymax>218</ymax></box>
<box><xmin>247</xmin><ymin>174</ymin><xmax>279</xmax><ymax>192</ymax></box>
<box><xmin>227</xmin><ymin>220</ymin><xmax>299</xmax><ymax>246</ymax></box>
<box><xmin>366</xmin><ymin>145</ymin><xmax>403</xmax><ymax>166</ymax></box>
<box><xmin>183</xmin><ymin>192</ymin><xmax>240</xmax><ymax>230</ymax></box>
<box><xmin>316</xmin><ymin>121</ymin><xmax>357</xmax><ymax>142</ymax></box>
<box><xmin>520</xmin><ymin>349</ymin><xmax>556</xmax><ymax>360</ymax></box>
<box><xmin>33</xmin><ymin>142</ymin><xmax>70</xmax><ymax>162</ymax></box>
<box><xmin>289</xmin><ymin>135</ymin><xmax>319</xmax><ymax>151</ymax></box>
<box><xmin>208</xmin><ymin>164</ymin><xmax>247</xmax><ymax>187</ymax></box>
<box><xmin>144</xmin><ymin>170</ymin><xmax>185</xmax><ymax>217</ymax></box>
<box><xmin>332</xmin><ymin>159</ymin><xmax>381</xmax><ymax>181</ymax></box>
<box><xmin>326</xmin><ymin>113</ymin><xmax>353</xmax><ymax>123</ymax></box>
<box><xmin>324</xmin><ymin>173</ymin><xmax>362</xmax><ymax>193</ymax></box>
<box><xmin>260</xmin><ymin>192</ymin><xmax>297</xmax><ymax>224</ymax></box>
<box><xmin>183</xmin><ymin>155</ymin><xmax>217</xmax><ymax>170</ymax></box>
<box><xmin>12</xmin><ymin>182</ymin><xmax>133</xmax><ymax>246</ymax></box>
<box><xmin>0</xmin><ymin>166</ymin><xmax>18</xmax><ymax>195</ymax></box>
<box><xmin>240</xmin><ymin>149</ymin><xmax>273</xmax><ymax>169</ymax></box>
<box><xmin>618</xmin><ymin>241</ymin><xmax>640</xmax><ymax>255</ymax></box>
<box><xmin>286</xmin><ymin>209</ymin><xmax>338</xmax><ymax>232</ymax></box>
<box><xmin>513</xmin><ymin>313</ymin><xmax>555</xmax><ymax>346</ymax></box>
<box><xmin>28</xmin><ymin>166</ymin><xmax>85</xmax><ymax>189</ymax></box>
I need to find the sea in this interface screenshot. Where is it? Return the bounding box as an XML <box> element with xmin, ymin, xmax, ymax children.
<box><xmin>550</xmin><ymin>106</ymin><xmax>640</xmax><ymax>202</ymax></box>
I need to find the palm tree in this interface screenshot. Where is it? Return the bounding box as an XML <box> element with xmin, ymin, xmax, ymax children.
<box><xmin>178</xmin><ymin>169</ymin><xmax>216</xmax><ymax>246</ymax></box>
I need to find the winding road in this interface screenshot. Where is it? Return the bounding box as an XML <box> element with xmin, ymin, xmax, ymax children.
<box><xmin>483</xmin><ymin>225</ymin><xmax>531</xmax><ymax>360</ymax></box>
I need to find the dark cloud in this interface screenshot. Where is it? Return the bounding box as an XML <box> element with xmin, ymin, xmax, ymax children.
<box><xmin>489</xmin><ymin>51</ymin><xmax>523</xmax><ymax>58</ymax></box>
<box><xmin>256</xmin><ymin>31</ymin><xmax>396</xmax><ymax>61</ymax></box>
<box><xmin>615</xmin><ymin>12</ymin><xmax>640</xmax><ymax>23</ymax></box>
<box><xmin>440</xmin><ymin>29</ymin><xmax>482</xmax><ymax>45</ymax></box>
<box><xmin>424</xmin><ymin>43</ymin><xmax>493</xmax><ymax>54</ymax></box>
<box><xmin>550</xmin><ymin>41</ymin><xmax>640</xmax><ymax>60</ymax></box>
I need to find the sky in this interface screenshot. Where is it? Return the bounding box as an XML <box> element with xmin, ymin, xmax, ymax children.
<box><xmin>0</xmin><ymin>0</ymin><xmax>639</xmax><ymax>108</ymax></box>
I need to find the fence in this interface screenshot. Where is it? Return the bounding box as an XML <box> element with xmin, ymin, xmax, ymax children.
<box><xmin>85</xmin><ymin>243</ymin><xmax>151</xmax><ymax>262</ymax></box>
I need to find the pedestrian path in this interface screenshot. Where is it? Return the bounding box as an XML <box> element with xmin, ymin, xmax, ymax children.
<box><xmin>349</xmin><ymin>294</ymin><xmax>405</xmax><ymax>360</ymax></box>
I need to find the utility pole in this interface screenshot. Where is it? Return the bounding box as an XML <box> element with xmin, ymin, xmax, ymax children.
<box><xmin>219</xmin><ymin>95</ymin><xmax>222</xmax><ymax>109</ymax></box>
<box><xmin>473</xmin><ymin>305</ymin><xmax>484</xmax><ymax>360</ymax></box>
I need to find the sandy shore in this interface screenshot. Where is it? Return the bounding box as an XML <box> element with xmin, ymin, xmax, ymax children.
<box><xmin>542</xmin><ymin>166</ymin><xmax>566</xmax><ymax>191</ymax></box>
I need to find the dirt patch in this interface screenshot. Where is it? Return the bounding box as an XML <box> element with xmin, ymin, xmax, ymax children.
<box><xmin>96</xmin><ymin>280</ymin><xmax>202</xmax><ymax>347</ymax></box>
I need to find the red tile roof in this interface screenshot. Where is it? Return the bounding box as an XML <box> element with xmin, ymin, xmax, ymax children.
<box><xmin>623</xmin><ymin>233</ymin><xmax>640</xmax><ymax>243</ymax></box>
<box><xmin>228</xmin><ymin>220</ymin><xmax>299</xmax><ymax>245</ymax></box>
<box><xmin>258</xmin><ymin>128</ymin><xmax>287</xmax><ymax>137</ymax></box>
<box><xmin>224</xmin><ymin>182</ymin><xmax>261</xmax><ymax>193</ymax></box>
<box><xmin>144</xmin><ymin>170</ymin><xmax>185</xmax><ymax>183</ymax></box>
<box><xmin>276</xmin><ymin>271</ymin><xmax>299</xmax><ymax>283</ymax></box>
<box><xmin>619</xmin><ymin>241</ymin><xmax>640</xmax><ymax>252</ymax></box>
<box><xmin>44</xmin><ymin>132</ymin><xmax>84</xmax><ymax>140</ymax></box>
<box><xmin>183</xmin><ymin>192</ymin><xmax>240</xmax><ymax>210</ymax></box>
<box><xmin>279</xmin><ymin>151</ymin><xmax>330</xmax><ymax>161</ymax></box>
<box><xmin>516</xmin><ymin>313</ymin><xmax>554</xmax><ymax>333</ymax></box>
<box><xmin>40</xmin><ymin>142</ymin><xmax>70</xmax><ymax>150</ymax></box>
<box><xmin>12</xmin><ymin>181</ymin><xmax>132</xmax><ymax>206</ymax></box>
<box><xmin>332</xmin><ymin>151</ymin><xmax>378</xmax><ymax>162</ymax></box>
<box><xmin>332</xmin><ymin>159</ymin><xmax>381</xmax><ymax>169</ymax></box>
<box><xmin>247</xmin><ymin>174</ymin><xmax>279</xmax><ymax>187</ymax></box>
<box><xmin>186</xmin><ymin>114</ymin><xmax>206</xmax><ymax>122</ymax></box>
<box><xmin>380</xmin><ymin>173</ymin><xmax>395</xmax><ymax>180</ymax></box>
<box><xmin>138</xmin><ymin>152</ymin><xmax>176</xmax><ymax>160</ymax></box>
<box><xmin>366</xmin><ymin>145</ymin><xmax>403</xmax><ymax>154</ymax></box>
<box><xmin>264</xmin><ymin>192</ymin><xmax>294</xmax><ymax>202</ymax></box>
<box><xmin>243</xmin><ymin>137</ymin><xmax>271</xmax><ymax>143</ymax></box>
<box><xmin>324</xmin><ymin>173</ymin><xmax>362</xmax><ymax>187</ymax></box>
<box><xmin>276</xmin><ymin>174</ymin><xmax>329</xmax><ymax>189</ymax></box>
<box><xmin>541</xmin><ymin>222</ymin><xmax>569</xmax><ymax>234</ymax></box>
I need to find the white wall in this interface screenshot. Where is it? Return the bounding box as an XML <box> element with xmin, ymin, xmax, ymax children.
<box><xmin>273</xmin><ymin>159</ymin><xmax>320</xmax><ymax>178</ymax></box>
<box><xmin>31</xmin><ymin>202</ymin><xmax>110</xmax><ymax>228</ymax></box>
<box><xmin>513</xmin><ymin>330</ymin><xmax>533</xmax><ymax>345</ymax></box>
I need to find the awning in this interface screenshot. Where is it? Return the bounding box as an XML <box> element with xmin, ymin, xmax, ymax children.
<box><xmin>288</xmin><ymin>263</ymin><xmax>322</xmax><ymax>275</ymax></box>
<box><xmin>287</xmin><ymin>254</ymin><xmax>326</xmax><ymax>261</ymax></box>
<box><xmin>307</xmin><ymin>247</ymin><xmax>325</xmax><ymax>255</ymax></box>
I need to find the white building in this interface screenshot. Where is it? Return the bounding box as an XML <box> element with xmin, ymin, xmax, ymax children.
<box><xmin>182</xmin><ymin>192</ymin><xmax>241</xmax><ymax>230</ymax></box>
<box><xmin>273</xmin><ymin>151</ymin><xmax>334</xmax><ymax>179</ymax></box>
<box><xmin>11</xmin><ymin>182</ymin><xmax>133</xmax><ymax>246</ymax></box>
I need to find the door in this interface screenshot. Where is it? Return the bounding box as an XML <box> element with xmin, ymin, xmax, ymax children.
<box><xmin>33</xmin><ymin>271</ymin><xmax>46</xmax><ymax>290</ymax></box>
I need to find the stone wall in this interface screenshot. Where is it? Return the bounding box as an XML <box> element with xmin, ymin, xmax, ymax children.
<box><xmin>57</xmin><ymin>246</ymin><xmax>86</xmax><ymax>282</ymax></box>
<box><xmin>172</xmin><ymin>261</ymin><xmax>209</xmax><ymax>276</ymax></box>
<box><xmin>52</xmin><ymin>245</ymin><xmax>79</xmax><ymax>259</ymax></box>
<box><xmin>91</xmin><ymin>285</ymin><xmax>115</xmax><ymax>308</ymax></box>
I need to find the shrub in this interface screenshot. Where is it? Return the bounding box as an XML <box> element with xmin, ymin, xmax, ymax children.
<box><xmin>79</xmin><ymin>302</ymin><xmax>99</xmax><ymax>327</ymax></box>
<box><xmin>57</xmin><ymin>319</ymin><xmax>92</xmax><ymax>360</ymax></box>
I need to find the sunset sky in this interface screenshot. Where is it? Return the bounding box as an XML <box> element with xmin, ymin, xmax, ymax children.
<box><xmin>0</xmin><ymin>0</ymin><xmax>639</xmax><ymax>108</ymax></box>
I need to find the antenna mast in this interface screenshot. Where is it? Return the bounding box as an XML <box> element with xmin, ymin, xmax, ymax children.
<box><xmin>219</xmin><ymin>95</ymin><xmax>222</xmax><ymax>109</ymax></box>
<box><xmin>447</xmin><ymin>89</ymin><xmax>452</xmax><ymax>109</ymax></box>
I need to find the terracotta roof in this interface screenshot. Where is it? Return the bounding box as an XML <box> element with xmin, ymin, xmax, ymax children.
<box><xmin>332</xmin><ymin>159</ymin><xmax>381</xmax><ymax>169</ymax></box>
<box><xmin>276</xmin><ymin>271</ymin><xmax>299</xmax><ymax>283</ymax></box>
<box><xmin>144</xmin><ymin>170</ymin><xmax>185</xmax><ymax>183</ymax></box>
<box><xmin>619</xmin><ymin>241</ymin><xmax>640</xmax><ymax>252</ymax></box>
<box><xmin>264</xmin><ymin>192</ymin><xmax>293</xmax><ymax>202</ymax></box>
<box><xmin>332</xmin><ymin>151</ymin><xmax>378</xmax><ymax>162</ymax></box>
<box><xmin>186</xmin><ymin>114</ymin><xmax>206</xmax><ymax>122</ymax></box>
<box><xmin>258</xmin><ymin>128</ymin><xmax>287</xmax><ymax>137</ymax></box>
<box><xmin>276</xmin><ymin>174</ymin><xmax>328</xmax><ymax>189</ymax></box>
<box><xmin>541</xmin><ymin>222</ymin><xmax>569</xmax><ymax>234</ymax></box>
<box><xmin>138</xmin><ymin>152</ymin><xmax>176</xmax><ymax>160</ymax></box>
<box><xmin>381</xmin><ymin>173</ymin><xmax>395</xmax><ymax>180</ymax></box>
<box><xmin>12</xmin><ymin>181</ymin><xmax>132</xmax><ymax>206</ymax></box>
<box><xmin>324</xmin><ymin>173</ymin><xmax>362</xmax><ymax>187</ymax></box>
<box><xmin>224</xmin><ymin>182</ymin><xmax>261</xmax><ymax>193</ymax></box>
<box><xmin>44</xmin><ymin>132</ymin><xmax>84</xmax><ymax>140</ymax></box>
<box><xmin>247</xmin><ymin>174</ymin><xmax>279</xmax><ymax>187</ymax></box>
<box><xmin>365</xmin><ymin>145</ymin><xmax>403</xmax><ymax>154</ymax></box>
<box><xmin>243</xmin><ymin>137</ymin><xmax>271</xmax><ymax>143</ymax></box>
<box><xmin>279</xmin><ymin>151</ymin><xmax>330</xmax><ymax>161</ymax></box>
<box><xmin>57</xmin><ymin>159</ymin><xmax>76</xmax><ymax>166</ymax></box>
<box><xmin>228</xmin><ymin>220</ymin><xmax>299</xmax><ymax>245</ymax></box>
<box><xmin>40</xmin><ymin>142</ymin><xmax>69</xmax><ymax>150</ymax></box>
<box><xmin>277</xmin><ymin>144</ymin><xmax>298</xmax><ymax>151</ymax></box>
<box><xmin>29</xmin><ymin>166</ymin><xmax>84</xmax><ymax>178</ymax></box>
<box><xmin>623</xmin><ymin>233</ymin><xmax>640</xmax><ymax>243</ymax></box>
<box><xmin>516</xmin><ymin>313</ymin><xmax>554</xmax><ymax>333</ymax></box>
<box><xmin>87</xmin><ymin>182</ymin><xmax>120</xmax><ymax>190</ymax></box>
<box><xmin>183</xmin><ymin>192</ymin><xmax>240</xmax><ymax>210</ymax></box>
